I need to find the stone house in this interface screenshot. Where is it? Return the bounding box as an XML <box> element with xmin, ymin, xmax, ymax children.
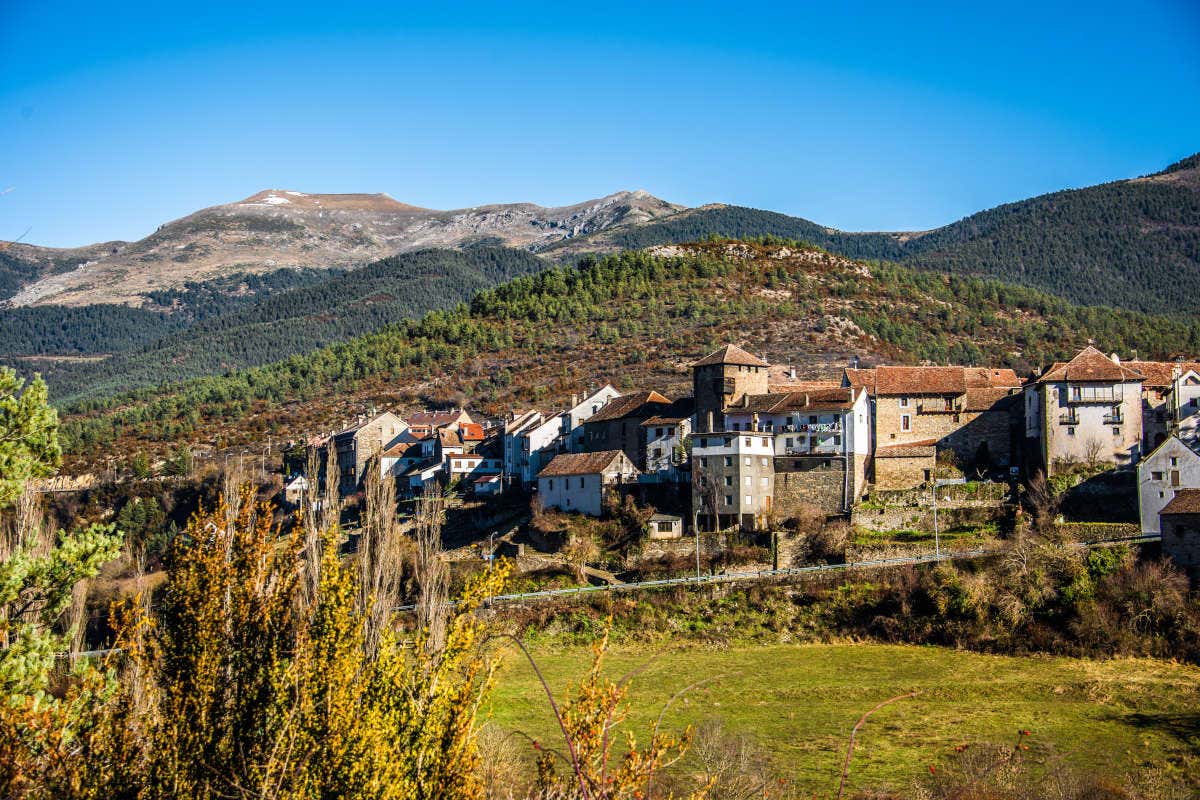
<box><xmin>581</xmin><ymin>390</ymin><xmax>673</xmax><ymax>469</ymax></box>
<box><xmin>504</xmin><ymin>386</ymin><xmax>624</xmax><ymax>487</ymax></box>
<box><xmin>692</xmin><ymin>344</ymin><xmax>770</xmax><ymax>433</ymax></box>
<box><xmin>1159</xmin><ymin>489</ymin><xmax>1200</xmax><ymax>577</ymax></box>
<box><xmin>537</xmin><ymin>450</ymin><xmax>640</xmax><ymax>517</ymax></box>
<box><xmin>332</xmin><ymin>411</ymin><xmax>408</xmax><ymax>493</ymax></box>
<box><xmin>691</xmin><ymin>431</ymin><xmax>775</xmax><ymax>530</ymax></box>
<box><xmin>405</xmin><ymin>409</ymin><xmax>474</xmax><ymax>438</ymax></box>
<box><xmin>722</xmin><ymin>385</ymin><xmax>872</xmax><ymax>513</ymax></box>
<box><xmin>641</xmin><ymin>397</ymin><xmax>695</xmax><ymax>482</ymax></box>
<box><xmin>283</xmin><ymin>475</ymin><xmax>308</xmax><ymax>506</ymax></box>
<box><xmin>1137</xmin><ymin>435</ymin><xmax>1200</xmax><ymax>534</ymax></box>
<box><xmin>1025</xmin><ymin>347</ymin><xmax>1144</xmax><ymax>476</ymax></box>
<box><xmin>1125</xmin><ymin>361</ymin><xmax>1200</xmax><ymax>451</ymax></box>
<box><xmin>847</xmin><ymin>365</ymin><xmax>1021</xmax><ymax>488</ymax></box>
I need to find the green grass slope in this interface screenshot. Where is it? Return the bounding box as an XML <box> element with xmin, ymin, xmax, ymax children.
<box><xmin>488</xmin><ymin>642</ymin><xmax>1200</xmax><ymax>794</ymax></box>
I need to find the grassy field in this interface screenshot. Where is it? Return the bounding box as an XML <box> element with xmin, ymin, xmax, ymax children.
<box><xmin>486</xmin><ymin>642</ymin><xmax>1200</xmax><ymax>795</ymax></box>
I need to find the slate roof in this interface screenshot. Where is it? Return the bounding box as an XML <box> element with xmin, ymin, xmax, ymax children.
<box><xmin>691</xmin><ymin>344</ymin><xmax>769</xmax><ymax>368</ymax></box>
<box><xmin>1125</xmin><ymin>360</ymin><xmax>1200</xmax><ymax>389</ymax></box>
<box><xmin>538</xmin><ymin>450</ymin><xmax>635</xmax><ymax>478</ymax></box>
<box><xmin>1035</xmin><ymin>346</ymin><xmax>1144</xmax><ymax>383</ymax></box>
<box><xmin>586</xmin><ymin>390</ymin><xmax>671</xmax><ymax>423</ymax></box>
<box><xmin>1161</xmin><ymin>489</ymin><xmax>1200</xmax><ymax>515</ymax></box>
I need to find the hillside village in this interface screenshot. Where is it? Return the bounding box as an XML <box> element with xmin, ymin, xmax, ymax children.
<box><xmin>302</xmin><ymin>342</ymin><xmax>1200</xmax><ymax>575</ymax></box>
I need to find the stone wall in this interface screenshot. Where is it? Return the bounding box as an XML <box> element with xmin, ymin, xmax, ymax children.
<box><xmin>1162</xmin><ymin>513</ymin><xmax>1200</xmax><ymax>577</ymax></box>
<box><xmin>874</xmin><ymin>454</ymin><xmax>933</xmax><ymax>490</ymax></box>
<box><xmin>851</xmin><ymin>504</ymin><xmax>1004</xmax><ymax>533</ymax></box>
<box><xmin>773</xmin><ymin>459</ymin><xmax>846</xmax><ymax>516</ymax></box>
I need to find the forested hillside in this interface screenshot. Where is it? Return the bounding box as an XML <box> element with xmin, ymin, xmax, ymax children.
<box><xmin>58</xmin><ymin>240</ymin><xmax>1200</xmax><ymax>474</ymax></box>
<box><xmin>549</xmin><ymin>154</ymin><xmax>1200</xmax><ymax>314</ymax></box>
<box><xmin>12</xmin><ymin>247</ymin><xmax>548</xmax><ymax>403</ymax></box>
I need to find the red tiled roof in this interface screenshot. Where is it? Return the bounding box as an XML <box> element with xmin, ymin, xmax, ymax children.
<box><xmin>1035</xmin><ymin>347</ymin><xmax>1144</xmax><ymax>383</ymax></box>
<box><xmin>964</xmin><ymin>367</ymin><xmax>1021</xmax><ymax>389</ymax></box>
<box><xmin>1161</xmin><ymin>489</ymin><xmax>1200</xmax><ymax>515</ymax></box>
<box><xmin>586</xmin><ymin>390</ymin><xmax>671</xmax><ymax>423</ymax></box>
<box><xmin>843</xmin><ymin>368</ymin><xmax>877</xmax><ymax>392</ymax></box>
<box><xmin>1125</xmin><ymin>360</ymin><xmax>1200</xmax><ymax>389</ymax></box>
<box><xmin>382</xmin><ymin>441</ymin><xmax>421</xmax><ymax>457</ymax></box>
<box><xmin>875</xmin><ymin>440</ymin><xmax>937</xmax><ymax>458</ymax></box>
<box><xmin>538</xmin><ymin>450</ymin><xmax>636</xmax><ymax>478</ymax></box>
<box><xmin>875</xmin><ymin>366</ymin><xmax>966</xmax><ymax>396</ymax></box>
<box><xmin>691</xmin><ymin>344</ymin><xmax>769</xmax><ymax>368</ymax></box>
<box><xmin>735</xmin><ymin>387</ymin><xmax>857</xmax><ymax>414</ymax></box>
<box><xmin>460</xmin><ymin>423</ymin><xmax>485</xmax><ymax>441</ymax></box>
<box><xmin>963</xmin><ymin>387</ymin><xmax>1020</xmax><ymax>412</ymax></box>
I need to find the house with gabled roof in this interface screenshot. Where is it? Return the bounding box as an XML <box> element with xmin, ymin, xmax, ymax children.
<box><xmin>581</xmin><ymin>390</ymin><xmax>673</xmax><ymax>469</ymax></box>
<box><xmin>1024</xmin><ymin>347</ymin><xmax>1144</xmax><ymax>475</ymax></box>
<box><xmin>537</xmin><ymin>450</ymin><xmax>640</xmax><ymax>517</ymax></box>
<box><xmin>1159</xmin><ymin>488</ymin><xmax>1200</xmax><ymax>577</ymax></box>
<box><xmin>641</xmin><ymin>396</ymin><xmax>695</xmax><ymax>481</ymax></box>
<box><xmin>331</xmin><ymin>411</ymin><xmax>408</xmax><ymax>492</ymax></box>
<box><xmin>1138</xmin><ymin>434</ymin><xmax>1200</xmax><ymax>534</ymax></box>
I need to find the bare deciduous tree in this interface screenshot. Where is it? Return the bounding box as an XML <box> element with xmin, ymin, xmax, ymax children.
<box><xmin>414</xmin><ymin>485</ymin><xmax>449</xmax><ymax>653</ymax></box>
<box><xmin>359</xmin><ymin>456</ymin><xmax>405</xmax><ymax>660</ymax></box>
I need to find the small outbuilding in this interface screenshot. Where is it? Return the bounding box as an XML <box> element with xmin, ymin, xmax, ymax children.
<box><xmin>1160</xmin><ymin>488</ymin><xmax>1200</xmax><ymax>578</ymax></box>
<box><xmin>647</xmin><ymin>513</ymin><xmax>683</xmax><ymax>539</ymax></box>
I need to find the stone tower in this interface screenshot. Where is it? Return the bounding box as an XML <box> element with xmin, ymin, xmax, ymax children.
<box><xmin>691</xmin><ymin>344</ymin><xmax>770</xmax><ymax>432</ymax></box>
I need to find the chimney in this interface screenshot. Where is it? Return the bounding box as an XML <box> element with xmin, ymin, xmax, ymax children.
<box><xmin>1110</xmin><ymin>353</ymin><xmax>1120</xmax><ymax>364</ymax></box>
<box><xmin>804</xmin><ymin>393</ymin><xmax>810</xmax><ymax>407</ymax></box>
<box><xmin>790</xmin><ymin>366</ymin><xmax>797</xmax><ymax>380</ymax></box>
<box><xmin>571</xmin><ymin>394</ymin><xmax>578</xmax><ymax>407</ymax></box>
<box><xmin>706</xmin><ymin>410</ymin><xmax>714</xmax><ymax>432</ymax></box>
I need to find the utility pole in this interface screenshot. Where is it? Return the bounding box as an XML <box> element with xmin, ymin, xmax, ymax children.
<box><xmin>692</xmin><ymin>508</ymin><xmax>701</xmax><ymax>580</ymax></box>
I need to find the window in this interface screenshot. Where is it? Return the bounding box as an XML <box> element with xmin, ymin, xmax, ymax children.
<box><xmin>1113</xmin><ymin>427</ymin><xmax>1121</xmax><ymax>436</ymax></box>
<box><xmin>785</xmin><ymin>437</ymin><xmax>794</xmax><ymax>448</ymax></box>
<box><xmin>1171</xmin><ymin>457</ymin><xmax>1180</xmax><ymax>466</ymax></box>
<box><xmin>653</xmin><ymin>447</ymin><xmax>662</xmax><ymax>459</ymax></box>
<box><xmin>548</xmin><ymin>479</ymin><xmax>554</xmax><ymax>490</ymax></box>
<box><xmin>744</xmin><ymin>437</ymin><xmax>752</xmax><ymax>446</ymax></box>
<box><xmin>761</xmin><ymin>437</ymin><xmax>769</xmax><ymax>447</ymax></box>
<box><xmin>899</xmin><ymin>397</ymin><xmax>909</xmax><ymax>408</ymax></box>
<box><xmin>724</xmin><ymin>495</ymin><xmax>733</xmax><ymax>506</ymax></box>
<box><xmin>1067</xmin><ymin>427</ymin><xmax>1076</xmax><ymax>436</ymax></box>
<box><xmin>1191</xmin><ymin>398</ymin><xmax>1198</xmax><ymax>407</ymax></box>
<box><xmin>699</xmin><ymin>457</ymin><xmax>708</xmax><ymax>467</ymax></box>
<box><xmin>724</xmin><ymin>456</ymin><xmax>733</xmax><ymax>467</ymax></box>
<box><xmin>744</xmin><ymin>456</ymin><xmax>751</xmax><ymax>466</ymax></box>
<box><xmin>1152</xmin><ymin>471</ymin><xmax>1164</xmax><ymax>481</ymax></box>
<box><xmin>900</xmin><ymin>415</ymin><xmax>911</xmax><ymax>432</ymax></box>
<box><xmin>786</xmin><ymin>416</ymin><xmax>793</xmax><ymax>426</ymax></box>
<box><xmin>760</xmin><ymin>457</ymin><xmax>768</xmax><ymax>467</ymax></box>
<box><xmin>809</xmin><ymin>416</ymin><xmax>818</xmax><ymax>424</ymax></box>
<box><xmin>834</xmin><ymin>435</ymin><xmax>842</xmax><ymax>445</ymax></box>
<box><xmin>760</xmin><ymin>476</ymin><xmax>769</xmax><ymax>487</ymax></box>
<box><xmin>744</xmin><ymin>495</ymin><xmax>753</xmax><ymax>507</ymax></box>
<box><xmin>1171</xmin><ymin>470</ymin><xmax>1181</xmax><ymax>487</ymax></box>
<box><xmin>579</xmin><ymin>477</ymin><xmax>585</xmax><ymax>488</ymax></box>
<box><xmin>724</xmin><ymin>476</ymin><xmax>733</xmax><ymax>487</ymax></box>
<box><xmin>1159</xmin><ymin>491</ymin><xmax>1165</xmax><ymax>498</ymax></box>
<box><xmin>744</xmin><ymin>476</ymin><xmax>751</xmax><ymax>486</ymax></box>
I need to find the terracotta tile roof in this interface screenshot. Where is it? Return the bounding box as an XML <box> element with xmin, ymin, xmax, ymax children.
<box><xmin>875</xmin><ymin>366</ymin><xmax>967</xmax><ymax>396</ymax></box>
<box><xmin>460</xmin><ymin>423</ymin><xmax>485</xmax><ymax>441</ymax></box>
<box><xmin>537</xmin><ymin>450</ymin><xmax>636</xmax><ymax>478</ymax></box>
<box><xmin>736</xmin><ymin>387</ymin><xmax>858</xmax><ymax>414</ymax></box>
<box><xmin>843</xmin><ymin>368</ymin><xmax>877</xmax><ymax>392</ymax></box>
<box><xmin>691</xmin><ymin>344</ymin><xmax>769</xmax><ymax>368</ymax></box>
<box><xmin>964</xmin><ymin>367</ymin><xmax>1021</xmax><ymax>389</ymax></box>
<box><xmin>407</xmin><ymin>409</ymin><xmax>470</xmax><ymax>428</ymax></box>
<box><xmin>1125</xmin><ymin>360</ymin><xmax>1200</xmax><ymax>389</ymax></box>
<box><xmin>1035</xmin><ymin>347</ymin><xmax>1144</xmax><ymax>383</ymax></box>
<box><xmin>586</xmin><ymin>390</ymin><xmax>671</xmax><ymax>423</ymax></box>
<box><xmin>963</xmin><ymin>387</ymin><xmax>1021</xmax><ymax>412</ymax></box>
<box><xmin>1161</xmin><ymin>489</ymin><xmax>1200</xmax><ymax>515</ymax></box>
<box><xmin>641</xmin><ymin>397</ymin><xmax>695</xmax><ymax>426</ymax></box>
<box><xmin>768</xmin><ymin>379</ymin><xmax>841</xmax><ymax>393</ymax></box>
<box><xmin>875</xmin><ymin>440</ymin><xmax>937</xmax><ymax>458</ymax></box>
<box><xmin>382</xmin><ymin>441</ymin><xmax>421</xmax><ymax>457</ymax></box>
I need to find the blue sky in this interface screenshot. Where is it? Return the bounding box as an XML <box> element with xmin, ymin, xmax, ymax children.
<box><xmin>1</xmin><ymin>1</ymin><xmax>1198</xmax><ymax>247</ymax></box>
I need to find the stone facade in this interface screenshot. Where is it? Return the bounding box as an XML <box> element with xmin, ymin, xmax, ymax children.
<box><xmin>333</xmin><ymin>411</ymin><xmax>408</xmax><ymax>493</ymax></box>
<box><xmin>1161</xmin><ymin>512</ymin><xmax>1200</xmax><ymax>577</ymax></box>
<box><xmin>873</xmin><ymin>451</ymin><xmax>934</xmax><ymax>490</ymax></box>
<box><xmin>692</xmin><ymin>345</ymin><xmax>769</xmax><ymax>433</ymax></box>
<box><xmin>773</xmin><ymin>457</ymin><xmax>848</xmax><ymax>515</ymax></box>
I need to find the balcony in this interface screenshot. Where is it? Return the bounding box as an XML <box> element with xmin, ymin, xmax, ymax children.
<box><xmin>1058</xmin><ymin>413</ymin><xmax>1079</xmax><ymax>425</ymax></box>
<box><xmin>1103</xmin><ymin>413</ymin><xmax>1124</xmax><ymax>425</ymax></box>
<box><xmin>1065</xmin><ymin>385</ymin><xmax>1118</xmax><ymax>404</ymax></box>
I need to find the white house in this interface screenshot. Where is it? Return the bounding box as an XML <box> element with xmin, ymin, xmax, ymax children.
<box><xmin>536</xmin><ymin>450</ymin><xmax>639</xmax><ymax>517</ymax></box>
<box><xmin>641</xmin><ymin>398</ymin><xmax>695</xmax><ymax>482</ymax></box>
<box><xmin>1137</xmin><ymin>435</ymin><xmax>1200</xmax><ymax>534</ymax></box>
<box><xmin>504</xmin><ymin>410</ymin><xmax>564</xmax><ymax>486</ymax></box>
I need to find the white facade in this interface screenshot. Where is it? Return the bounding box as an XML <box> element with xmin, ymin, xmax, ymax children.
<box><xmin>1137</xmin><ymin>436</ymin><xmax>1200</xmax><ymax>533</ymax></box>
<box><xmin>1026</xmin><ymin>379</ymin><xmax>1143</xmax><ymax>473</ymax></box>
<box><xmin>643</xmin><ymin>417</ymin><xmax>693</xmax><ymax>479</ymax></box>
<box><xmin>691</xmin><ymin>432</ymin><xmax>776</xmax><ymax>525</ymax></box>
<box><xmin>564</xmin><ymin>385</ymin><xmax>622</xmax><ymax>451</ymax></box>
<box><xmin>536</xmin><ymin>450</ymin><xmax>639</xmax><ymax>517</ymax></box>
<box><xmin>1168</xmin><ymin>370</ymin><xmax>1200</xmax><ymax>444</ymax></box>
